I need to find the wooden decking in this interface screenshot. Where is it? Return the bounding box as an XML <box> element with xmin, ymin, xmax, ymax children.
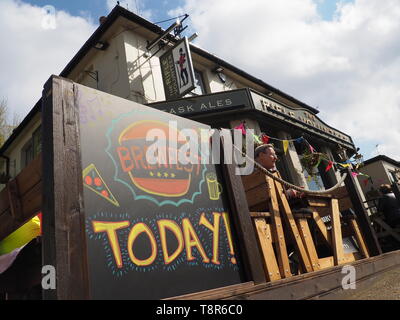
<box><xmin>0</xmin><ymin>154</ymin><xmax>42</xmax><ymax>241</ymax></box>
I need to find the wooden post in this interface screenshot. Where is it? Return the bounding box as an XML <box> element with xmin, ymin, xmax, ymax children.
<box><xmin>273</xmin><ymin>178</ymin><xmax>313</xmax><ymax>273</ymax></box>
<box><xmin>253</xmin><ymin>218</ymin><xmax>281</xmax><ymax>281</ymax></box>
<box><xmin>344</xmin><ymin>168</ymin><xmax>382</xmax><ymax>256</ymax></box>
<box><xmin>266</xmin><ymin>175</ymin><xmax>292</xmax><ymax>278</ymax></box>
<box><xmin>331</xmin><ymin>199</ymin><xmax>345</xmax><ymax>265</ymax></box>
<box><xmin>41</xmin><ymin>76</ymin><xmax>90</xmax><ymax>299</ymax></box>
<box><xmin>220</xmin><ymin>141</ymin><xmax>266</xmax><ymax>285</ymax></box>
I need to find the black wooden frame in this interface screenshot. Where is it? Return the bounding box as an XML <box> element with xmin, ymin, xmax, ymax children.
<box><xmin>41</xmin><ymin>76</ymin><xmax>89</xmax><ymax>299</ymax></box>
<box><xmin>40</xmin><ymin>75</ymin><xmax>265</xmax><ymax>300</ymax></box>
<box><xmin>344</xmin><ymin>168</ymin><xmax>382</xmax><ymax>256</ymax></box>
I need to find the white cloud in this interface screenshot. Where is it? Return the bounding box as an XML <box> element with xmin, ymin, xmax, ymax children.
<box><xmin>171</xmin><ymin>0</ymin><xmax>400</xmax><ymax>160</ymax></box>
<box><xmin>0</xmin><ymin>0</ymin><xmax>96</xmax><ymax>122</ymax></box>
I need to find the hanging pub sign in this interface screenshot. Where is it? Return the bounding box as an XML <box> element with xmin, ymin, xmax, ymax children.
<box><xmin>42</xmin><ymin>77</ymin><xmax>245</xmax><ymax>300</ymax></box>
<box><xmin>160</xmin><ymin>37</ymin><xmax>196</xmax><ymax>100</ymax></box>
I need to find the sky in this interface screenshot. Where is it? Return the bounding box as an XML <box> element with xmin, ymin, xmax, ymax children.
<box><xmin>1</xmin><ymin>0</ymin><xmax>399</xmax><ymax>161</ymax></box>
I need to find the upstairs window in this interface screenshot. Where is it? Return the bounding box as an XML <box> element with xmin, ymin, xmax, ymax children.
<box><xmin>192</xmin><ymin>70</ymin><xmax>206</xmax><ymax>95</ymax></box>
<box><xmin>21</xmin><ymin>126</ymin><xmax>41</xmax><ymax>169</ymax></box>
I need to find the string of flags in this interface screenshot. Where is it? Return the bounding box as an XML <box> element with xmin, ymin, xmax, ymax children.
<box><xmin>233</xmin><ymin>121</ymin><xmax>371</xmax><ymax>184</ymax></box>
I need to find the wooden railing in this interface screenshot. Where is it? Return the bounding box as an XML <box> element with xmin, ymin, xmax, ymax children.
<box><xmin>0</xmin><ymin>154</ymin><xmax>42</xmax><ymax>241</ymax></box>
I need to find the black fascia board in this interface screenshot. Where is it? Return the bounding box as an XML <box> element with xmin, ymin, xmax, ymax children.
<box><xmin>363</xmin><ymin>155</ymin><xmax>400</xmax><ymax>167</ymax></box>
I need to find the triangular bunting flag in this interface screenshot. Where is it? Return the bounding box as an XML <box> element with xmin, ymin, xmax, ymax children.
<box><xmin>283</xmin><ymin>140</ymin><xmax>289</xmax><ymax>154</ymax></box>
<box><xmin>325</xmin><ymin>161</ymin><xmax>333</xmax><ymax>172</ymax></box>
<box><xmin>262</xmin><ymin>134</ymin><xmax>270</xmax><ymax>144</ymax></box>
<box><xmin>253</xmin><ymin>134</ymin><xmax>262</xmax><ymax>144</ymax></box>
<box><xmin>234</xmin><ymin>123</ymin><xmax>246</xmax><ymax>135</ymax></box>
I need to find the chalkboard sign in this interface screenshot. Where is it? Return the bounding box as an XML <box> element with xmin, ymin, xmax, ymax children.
<box><xmin>75</xmin><ymin>83</ymin><xmax>245</xmax><ymax>299</ymax></box>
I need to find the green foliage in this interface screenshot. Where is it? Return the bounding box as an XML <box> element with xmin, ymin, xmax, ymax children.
<box><xmin>0</xmin><ymin>99</ymin><xmax>20</xmax><ymax>148</ymax></box>
<box><xmin>299</xmin><ymin>150</ymin><xmax>327</xmax><ymax>188</ymax></box>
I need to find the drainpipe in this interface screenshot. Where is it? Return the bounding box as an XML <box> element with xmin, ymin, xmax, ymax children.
<box><xmin>0</xmin><ymin>154</ymin><xmax>10</xmax><ymax>184</ymax></box>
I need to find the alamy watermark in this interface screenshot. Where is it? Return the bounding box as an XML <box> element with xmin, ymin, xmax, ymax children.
<box><xmin>42</xmin><ymin>265</ymin><xmax>56</xmax><ymax>290</ymax></box>
<box><xmin>41</xmin><ymin>5</ymin><xmax>57</xmax><ymax>30</ymax></box>
<box><xmin>141</xmin><ymin>121</ymin><xmax>256</xmax><ymax>175</ymax></box>
<box><xmin>341</xmin><ymin>265</ymin><xmax>356</xmax><ymax>290</ymax></box>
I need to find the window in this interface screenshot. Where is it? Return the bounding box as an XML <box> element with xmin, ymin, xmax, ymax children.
<box><xmin>295</xmin><ymin>141</ymin><xmax>327</xmax><ymax>191</ymax></box>
<box><xmin>192</xmin><ymin>70</ymin><xmax>206</xmax><ymax>95</ymax></box>
<box><xmin>21</xmin><ymin>139</ymin><xmax>34</xmax><ymax>169</ymax></box>
<box><xmin>389</xmin><ymin>170</ymin><xmax>398</xmax><ymax>183</ymax></box>
<box><xmin>32</xmin><ymin>126</ymin><xmax>42</xmax><ymax>156</ymax></box>
<box><xmin>20</xmin><ymin>126</ymin><xmax>41</xmax><ymax>169</ymax></box>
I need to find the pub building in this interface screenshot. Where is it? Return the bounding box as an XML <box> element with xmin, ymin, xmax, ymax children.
<box><xmin>0</xmin><ymin>5</ymin><xmax>385</xmax><ymax>300</ymax></box>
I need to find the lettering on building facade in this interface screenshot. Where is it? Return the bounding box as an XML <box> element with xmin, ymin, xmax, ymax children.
<box><xmin>251</xmin><ymin>91</ymin><xmax>353</xmax><ymax>147</ymax></box>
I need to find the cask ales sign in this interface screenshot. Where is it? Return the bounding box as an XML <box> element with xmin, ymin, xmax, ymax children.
<box><xmin>75</xmin><ymin>83</ymin><xmax>244</xmax><ymax>299</ymax></box>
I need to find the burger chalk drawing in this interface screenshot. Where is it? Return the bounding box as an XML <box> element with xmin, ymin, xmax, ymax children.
<box><xmin>106</xmin><ymin>115</ymin><xmax>207</xmax><ymax>207</ymax></box>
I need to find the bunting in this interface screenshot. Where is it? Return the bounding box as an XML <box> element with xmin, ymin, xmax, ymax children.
<box><xmin>283</xmin><ymin>140</ymin><xmax>289</xmax><ymax>154</ymax></box>
<box><xmin>325</xmin><ymin>161</ymin><xmax>333</xmax><ymax>172</ymax></box>
<box><xmin>262</xmin><ymin>134</ymin><xmax>270</xmax><ymax>144</ymax></box>
<box><xmin>234</xmin><ymin>123</ymin><xmax>246</xmax><ymax>135</ymax></box>
<box><xmin>229</xmin><ymin>121</ymin><xmax>368</xmax><ymax>179</ymax></box>
<box><xmin>252</xmin><ymin>133</ymin><xmax>262</xmax><ymax>144</ymax></box>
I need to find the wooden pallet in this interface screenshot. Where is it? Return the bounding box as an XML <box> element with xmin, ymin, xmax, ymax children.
<box><xmin>242</xmin><ymin>169</ymin><xmax>370</xmax><ymax>281</ymax></box>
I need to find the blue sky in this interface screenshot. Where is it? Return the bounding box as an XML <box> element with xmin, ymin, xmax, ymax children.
<box><xmin>24</xmin><ymin>0</ymin><xmax>353</xmax><ymax>23</ymax></box>
<box><xmin>25</xmin><ymin>0</ymin><xmax>185</xmax><ymax>24</ymax></box>
<box><xmin>1</xmin><ymin>0</ymin><xmax>399</xmax><ymax>161</ymax></box>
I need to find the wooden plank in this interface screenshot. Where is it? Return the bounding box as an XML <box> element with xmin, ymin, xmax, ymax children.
<box><xmin>220</xmin><ymin>142</ymin><xmax>266</xmax><ymax>285</ymax></box>
<box><xmin>20</xmin><ymin>181</ymin><xmax>42</xmax><ymax>217</ymax></box>
<box><xmin>245</xmin><ymin>183</ymin><xmax>271</xmax><ymax>208</ymax></box>
<box><xmin>0</xmin><ymin>156</ymin><xmax>42</xmax><ymax>242</ymax></box>
<box><xmin>273</xmin><ymin>178</ymin><xmax>313</xmax><ymax>273</ymax></box>
<box><xmin>41</xmin><ymin>76</ymin><xmax>89</xmax><ymax>300</ymax></box>
<box><xmin>170</xmin><ymin>250</ymin><xmax>400</xmax><ymax>300</ymax></box>
<box><xmin>253</xmin><ymin>218</ymin><xmax>281</xmax><ymax>282</ymax></box>
<box><xmin>318</xmin><ymin>253</ymin><xmax>358</xmax><ymax>270</ymax></box>
<box><xmin>373</xmin><ymin>217</ymin><xmax>400</xmax><ymax>242</ymax></box>
<box><xmin>344</xmin><ymin>168</ymin><xmax>382</xmax><ymax>256</ymax></box>
<box><xmin>250</xmin><ymin>212</ymin><xmax>270</xmax><ymax>218</ymax></box>
<box><xmin>297</xmin><ymin>218</ymin><xmax>320</xmax><ymax>271</ymax></box>
<box><xmin>349</xmin><ymin>219</ymin><xmax>370</xmax><ymax>258</ymax></box>
<box><xmin>0</xmin><ymin>155</ymin><xmax>42</xmax><ymax>216</ymax></box>
<box><xmin>313</xmin><ymin>211</ymin><xmax>332</xmax><ymax>246</ymax></box>
<box><xmin>331</xmin><ymin>199</ymin><xmax>345</xmax><ymax>265</ymax></box>
<box><xmin>318</xmin><ymin>256</ymin><xmax>334</xmax><ymax>269</ymax></box>
<box><xmin>166</xmin><ymin>281</ymin><xmax>255</xmax><ymax>300</ymax></box>
<box><xmin>329</xmin><ymin>185</ymin><xmax>349</xmax><ymax>199</ymax></box>
<box><xmin>7</xmin><ymin>179</ymin><xmax>22</xmax><ymax>223</ymax></box>
<box><xmin>307</xmin><ymin>200</ymin><xmax>329</xmax><ymax>207</ymax></box>
<box><xmin>267</xmin><ymin>175</ymin><xmax>292</xmax><ymax>278</ymax></box>
<box><xmin>13</xmin><ymin>154</ymin><xmax>42</xmax><ymax>197</ymax></box>
<box><xmin>241</xmin><ymin>170</ymin><xmax>267</xmax><ymax>191</ymax></box>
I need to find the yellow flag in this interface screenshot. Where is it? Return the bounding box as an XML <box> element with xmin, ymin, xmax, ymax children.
<box><xmin>283</xmin><ymin>140</ymin><xmax>289</xmax><ymax>154</ymax></box>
